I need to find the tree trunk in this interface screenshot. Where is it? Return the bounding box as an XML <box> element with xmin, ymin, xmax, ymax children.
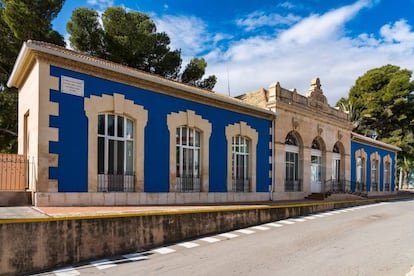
<box><xmin>403</xmin><ymin>169</ymin><xmax>409</xmax><ymax>189</ymax></box>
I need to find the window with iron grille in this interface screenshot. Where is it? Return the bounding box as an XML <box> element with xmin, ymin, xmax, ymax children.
<box><xmin>356</xmin><ymin>157</ymin><xmax>366</xmax><ymax>191</ymax></box>
<box><xmin>232</xmin><ymin>136</ymin><xmax>250</xmax><ymax>192</ymax></box>
<box><xmin>384</xmin><ymin>160</ymin><xmax>391</xmax><ymax>191</ymax></box>
<box><xmin>176</xmin><ymin>126</ymin><xmax>201</xmax><ymax>192</ymax></box>
<box><xmin>371</xmin><ymin>158</ymin><xmax>379</xmax><ymax>191</ymax></box>
<box><xmin>285</xmin><ymin>132</ymin><xmax>301</xmax><ymax>192</ymax></box>
<box><xmin>97</xmin><ymin>114</ymin><xmax>134</xmax><ymax>192</ymax></box>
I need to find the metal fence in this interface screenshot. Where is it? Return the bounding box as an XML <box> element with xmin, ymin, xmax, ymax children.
<box><xmin>285</xmin><ymin>179</ymin><xmax>302</xmax><ymax>192</ymax></box>
<box><xmin>0</xmin><ymin>154</ymin><xmax>28</xmax><ymax>191</ymax></box>
<box><xmin>232</xmin><ymin>178</ymin><xmax>250</xmax><ymax>192</ymax></box>
<box><xmin>97</xmin><ymin>174</ymin><xmax>135</xmax><ymax>192</ymax></box>
<box><xmin>176</xmin><ymin>176</ymin><xmax>201</xmax><ymax>192</ymax></box>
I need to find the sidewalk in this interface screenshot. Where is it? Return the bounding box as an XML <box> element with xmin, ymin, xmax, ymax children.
<box><xmin>1</xmin><ymin>191</ymin><xmax>413</xmax><ymax>219</ymax></box>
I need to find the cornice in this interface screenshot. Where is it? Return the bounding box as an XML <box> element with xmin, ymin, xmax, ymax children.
<box><xmin>276</xmin><ymin>100</ymin><xmax>353</xmax><ymax>130</ymax></box>
<box><xmin>351</xmin><ymin>132</ymin><xmax>401</xmax><ymax>152</ymax></box>
<box><xmin>8</xmin><ymin>41</ymin><xmax>276</xmax><ymax>121</ymax></box>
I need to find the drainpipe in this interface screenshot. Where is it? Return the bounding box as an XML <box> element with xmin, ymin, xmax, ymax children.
<box><xmin>269</xmin><ymin>118</ymin><xmax>275</xmax><ymax>201</ymax></box>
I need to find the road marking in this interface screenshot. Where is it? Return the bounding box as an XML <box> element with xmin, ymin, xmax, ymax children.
<box><xmin>177</xmin><ymin>242</ymin><xmax>200</xmax><ymax>248</ymax></box>
<box><xmin>313</xmin><ymin>214</ymin><xmax>327</xmax><ymax>218</ymax></box>
<box><xmin>291</xmin><ymin>218</ymin><xmax>306</xmax><ymax>222</ymax></box>
<box><xmin>152</xmin><ymin>247</ymin><xmax>176</xmax><ymax>254</ymax></box>
<box><xmin>199</xmin><ymin>237</ymin><xmax>220</xmax><ymax>243</ymax></box>
<box><xmin>53</xmin><ymin>267</ymin><xmax>80</xmax><ymax>276</ymax></box>
<box><xmin>329</xmin><ymin>211</ymin><xmax>342</xmax><ymax>214</ymax></box>
<box><xmin>236</xmin><ymin>229</ymin><xmax>256</xmax><ymax>234</ymax></box>
<box><xmin>90</xmin><ymin>259</ymin><xmax>117</xmax><ymax>270</ymax></box>
<box><xmin>219</xmin><ymin>233</ymin><xmax>239</xmax><ymax>239</ymax></box>
<box><xmin>321</xmin><ymin>212</ymin><xmax>333</xmax><ymax>216</ymax></box>
<box><xmin>122</xmin><ymin>253</ymin><xmax>148</xmax><ymax>261</ymax></box>
<box><xmin>266</xmin><ymin>223</ymin><xmax>283</xmax><ymax>227</ymax></box>
<box><xmin>278</xmin><ymin>220</ymin><xmax>296</xmax><ymax>225</ymax></box>
<box><xmin>251</xmin><ymin>226</ymin><xmax>270</xmax><ymax>230</ymax></box>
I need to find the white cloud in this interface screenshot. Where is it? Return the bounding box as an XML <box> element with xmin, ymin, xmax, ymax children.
<box><xmin>380</xmin><ymin>20</ymin><xmax>414</xmax><ymax>44</ymax></box>
<box><xmin>87</xmin><ymin>0</ymin><xmax>114</xmax><ymax>10</ymax></box>
<box><xmin>202</xmin><ymin>0</ymin><xmax>414</xmax><ymax>105</ymax></box>
<box><xmin>280</xmin><ymin>0</ymin><xmax>370</xmax><ymax>44</ymax></box>
<box><xmin>236</xmin><ymin>11</ymin><xmax>301</xmax><ymax>31</ymax></box>
<box><xmin>154</xmin><ymin>15</ymin><xmax>210</xmax><ymax>56</ymax></box>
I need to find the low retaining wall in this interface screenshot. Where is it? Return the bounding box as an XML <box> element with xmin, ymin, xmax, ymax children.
<box><xmin>0</xmin><ymin>199</ymin><xmax>387</xmax><ymax>275</ymax></box>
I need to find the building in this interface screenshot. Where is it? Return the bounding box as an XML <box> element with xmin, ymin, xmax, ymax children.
<box><xmin>6</xmin><ymin>41</ymin><xmax>400</xmax><ymax>206</ymax></box>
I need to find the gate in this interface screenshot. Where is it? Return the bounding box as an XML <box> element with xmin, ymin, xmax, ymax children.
<box><xmin>0</xmin><ymin>154</ymin><xmax>28</xmax><ymax>191</ymax></box>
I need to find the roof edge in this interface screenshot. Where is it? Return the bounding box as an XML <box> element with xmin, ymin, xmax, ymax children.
<box><xmin>351</xmin><ymin>132</ymin><xmax>401</xmax><ymax>152</ymax></box>
<box><xmin>9</xmin><ymin>41</ymin><xmax>276</xmax><ymax>119</ymax></box>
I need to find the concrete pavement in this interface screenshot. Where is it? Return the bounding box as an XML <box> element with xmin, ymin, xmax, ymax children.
<box><xmin>1</xmin><ymin>191</ymin><xmax>413</xmax><ymax>220</ymax></box>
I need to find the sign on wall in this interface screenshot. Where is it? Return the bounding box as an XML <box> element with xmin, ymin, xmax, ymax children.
<box><xmin>61</xmin><ymin>75</ymin><xmax>84</xmax><ymax>97</ymax></box>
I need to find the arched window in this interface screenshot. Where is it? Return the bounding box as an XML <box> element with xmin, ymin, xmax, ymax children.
<box><xmin>370</xmin><ymin>152</ymin><xmax>380</xmax><ymax>191</ymax></box>
<box><xmin>355</xmin><ymin>148</ymin><xmax>367</xmax><ymax>192</ymax></box>
<box><xmin>176</xmin><ymin>126</ymin><xmax>201</xmax><ymax>192</ymax></box>
<box><xmin>232</xmin><ymin>136</ymin><xmax>250</xmax><ymax>192</ymax></box>
<box><xmin>97</xmin><ymin>113</ymin><xmax>134</xmax><ymax>192</ymax></box>
<box><xmin>383</xmin><ymin>155</ymin><xmax>392</xmax><ymax>192</ymax></box>
<box><xmin>285</xmin><ymin>132</ymin><xmax>300</xmax><ymax>192</ymax></box>
<box><xmin>310</xmin><ymin>138</ymin><xmax>322</xmax><ymax>193</ymax></box>
<box><xmin>332</xmin><ymin>143</ymin><xmax>341</xmax><ymax>191</ymax></box>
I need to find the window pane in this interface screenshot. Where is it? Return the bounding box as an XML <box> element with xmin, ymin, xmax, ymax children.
<box><xmin>98</xmin><ymin>137</ymin><xmax>104</xmax><ymax>174</ymax></box>
<box><xmin>176</xmin><ymin>146</ymin><xmax>181</xmax><ymax>177</ymax></box>
<box><xmin>182</xmin><ymin>127</ymin><xmax>188</xmax><ymax>145</ymax></box>
<box><xmin>117</xmin><ymin>116</ymin><xmax>124</xmax><ymax>138</ymax></box>
<box><xmin>98</xmin><ymin>115</ymin><xmax>105</xmax><ymax>135</ymax></box>
<box><xmin>126</xmin><ymin>141</ymin><xmax>133</xmax><ymax>175</ymax></box>
<box><xmin>189</xmin><ymin>128</ymin><xmax>194</xmax><ymax>146</ymax></box>
<box><xmin>126</xmin><ymin>119</ymin><xmax>133</xmax><ymax>139</ymax></box>
<box><xmin>117</xmin><ymin>141</ymin><xmax>124</xmax><ymax>174</ymax></box>
<box><xmin>108</xmin><ymin>139</ymin><xmax>114</xmax><ymax>174</ymax></box>
<box><xmin>195</xmin><ymin>131</ymin><xmax>200</xmax><ymax>147</ymax></box>
<box><xmin>108</xmin><ymin>115</ymin><xmax>115</xmax><ymax>136</ymax></box>
<box><xmin>194</xmin><ymin>149</ymin><xmax>200</xmax><ymax>177</ymax></box>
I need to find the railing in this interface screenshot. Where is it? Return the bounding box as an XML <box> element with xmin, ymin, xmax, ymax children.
<box><xmin>323</xmin><ymin>179</ymin><xmax>352</xmax><ymax>193</ymax></box>
<box><xmin>285</xmin><ymin>179</ymin><xmax>302</xmax><ymax>192</ymax></box>
<box><xmin>177</xmin><ymin>176</ymin><xmax>200</xmax><ymax>192</ymax></box>
<box><xmin>371</xmin><ymin>182</ymin><xmax>378</xmax><ymax>191</ymax></box>
<box><xmin>97</xmin><ymin>173</ymin><xmax>135</xmax><ymax>192</ymax></box>
<box><xmin>324</xmin><ymin>179</ymin><xmax>368</xmax><ymax>195</ymax></box>
<box><xmin>355</xmin><ymin>181</ymin><xmax>366</xmax><ymax>192</ymax></box>
<box><xmin>0</xmin><ymin>154</ymin><xmax>29</xmax><ymax>191</ymax></box>
<box><xmin>232</xmin><ymin>178</ymin><xmax>250</xmax><ymax>192</ymax></box>
<box><xmin>384</xmin><ymin>183</ymin><xmax>390</xmax><ymax>191</ymax></box>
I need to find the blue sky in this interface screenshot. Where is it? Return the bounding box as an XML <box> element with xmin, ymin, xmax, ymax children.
<box><xmin>52</xmin><ymin>0</ymin><xmax>414</xmax><ymax>104</ymax></box>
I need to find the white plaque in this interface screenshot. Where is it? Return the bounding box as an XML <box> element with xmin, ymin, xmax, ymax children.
<box><xmin>61</xmin><ymin>75</ymin><xmax>84</xmax><ymax>97</ymax></box>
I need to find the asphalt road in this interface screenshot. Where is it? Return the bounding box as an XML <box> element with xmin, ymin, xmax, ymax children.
<box><xmin>40</xmin><ymin>199</ymin><xmax>414</xmax><ymax>276</ymax></box>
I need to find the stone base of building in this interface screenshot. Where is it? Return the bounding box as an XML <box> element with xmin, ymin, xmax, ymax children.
<box><xmin>33</xmin><ymin>192</ymin><xmax>272</xmax><ymax>206</ymax></box>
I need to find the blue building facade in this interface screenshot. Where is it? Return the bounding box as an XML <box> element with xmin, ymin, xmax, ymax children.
<box><xmin>351</xmin><ymin>133</ymin><xmax>399</xmax><ymax>194</ymax></box>
<box><xmin>7</xmin><ymin>41</ymin><xmax>400</xmax><ymax>206</ymax></box>
<box><xmin>9</xmin><ymin>41</ymin><xmax>276</xmax><ymax>205</ymax></box>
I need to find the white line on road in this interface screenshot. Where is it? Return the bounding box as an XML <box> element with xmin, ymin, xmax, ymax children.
<box><xmin>90</xmin><ymin>259</ymin><xmax>117</xmax><ymax>270</ymax></box>
<box><xmin>251</xmin><ymin>226</ymin><xmax>270</xmax><ymax>230</ymax></box>
<box><xmin>122</xmin><ymin>253</ymin><xmax>148</xmax><ymax>261</ymax></box>
<box><xmin>278</xmin><ymin>220</ymin><xmax>296</xmax><ymax>225</ymax></box>
<box><xmin>266</xmin><ymin>223</ymin><xmax>283</xmax><ymax>227</ymax></box>
<box><xmin>53</xmin><ymin>267</ymin><xmax>80</xmax><ymax>276</ymax></box>
<box><xmin>199</xmin><ymin>237</ymin><xmax>220</xmax><ymax>243</ymax></box>
<box><xmin>177</xmin><ymin>242</ymin><xmax>200</xmax><ymax>248</ymax></box>
<box><xmin>219</xmin><ymin>233</ymin><xmax>239</xmax><ymax>239</ymax></box>
<box><xmin>152</xmin><ymin>247</ymin><xmax>176</xmax><ymax>254</ymax></box>
<box><xmin>236</xmin><ymin>229</ymin><xmax>256</xmax><ymax>234</ymax></box>
<box><xmin>291</xmin><ymin>218</ymin><xmax>307</xmax><ymax>222</ymax></box>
